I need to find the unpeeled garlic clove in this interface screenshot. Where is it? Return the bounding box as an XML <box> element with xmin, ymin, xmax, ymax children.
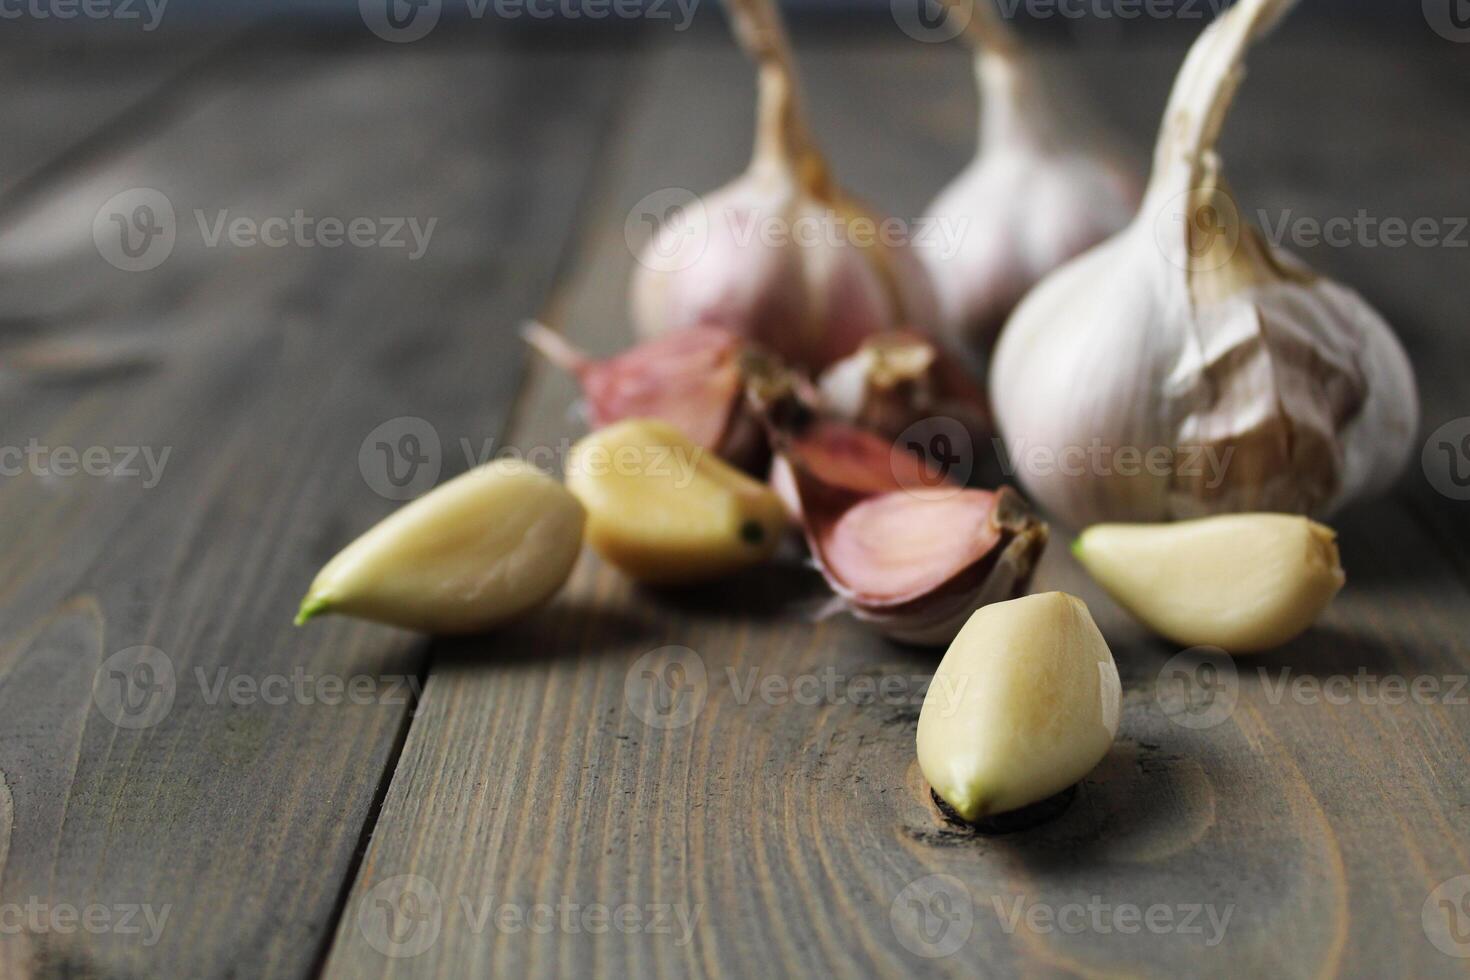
<box><xmin>566</xmin><ymin>418</ymin><xmax>787</xmax><ymax>586</ymax></box>
<box><xmin>1073</xmin><ymin>512</ymin><xmax>1344</xmax><ymax>653</ymax></box>
<box><xmin>918</xmin><ymin>592</ymin><xmax>1120</xmax><ymax>821</ymax></box>
<box><xmin>815</xmin><ymin>330</ymin><xmax>993</xmax><ymax>452</ymax></box>
<box><xmin>921</xmin><ymin>0</ymin><xmax>1139</xmax><ymax>351</ymax></box>
<box><xmin>779</xmin><ymin>430</ymin><xmax>1047</xmax><ymax>645</ymax></box>
<box><xmin>522</xmin><ymin>320</ymin><xmax>767</xmax><ymax>471</ymax></box>
<box><xmin>629</xmin><ymin>0</ymin><xmax>941</xmax><ymax>373</ymax></box>
<box><xmin>989</xmin><ymin>0</ymin><xmax>1418</xmax><ymax>528</ymax></box>
<box><xmin>297</xmin><ymin>459</ymin><xmax>585</xmax><ymax>634</ymax></box>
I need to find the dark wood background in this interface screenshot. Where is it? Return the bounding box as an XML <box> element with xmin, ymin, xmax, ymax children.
<box><xmin>1</xmin><ymin>9</ymin><xmax>1468</xmax><ymax>978</ymax></box>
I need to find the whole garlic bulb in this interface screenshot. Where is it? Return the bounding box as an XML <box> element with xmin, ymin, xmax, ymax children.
<box><xmin>989</xmin><ymin>0</ymin><xmax>1418</xmax><ymax>528</ymax></box>
<box><xmin>630</xmin><ymin>0</ymin><xmax>941</xmax><ymax>373</ymax></box>
<box><xmin>921</xmin><ymin>0</ymin><xmax>1139</xmax><ymax>351</ymax></box>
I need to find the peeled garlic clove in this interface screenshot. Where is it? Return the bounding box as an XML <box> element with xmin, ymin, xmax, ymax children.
<box><xmin>567</xmin><ymin>418</ymin><xmax>786</xmax><ymax>585</ymax></box>
<box><xmin>921</xmin><ymin>0</ymin><xmax>1139</xmax><ymax>351</ymax></box>
<box><xmin>918</xmin><ymin>592</ymin><xmax>1120</xmax><ymax>821</ymax></box>
<box><xmin>522</xmin><ymin>321</ymin><xmax>767</xmax><ymax>470</ymax></box>
<box><xmin>1073</xmin><ymin>513</ymin><xmax>1344</xmax><ymax>653</ymax></box>
<box><xmin>297</xmin><ymin>459</ymin><xmax>584</xmax><ymax>634</ymax></box>
<box><xmin>989</xmin><ymin>0</ymin><xmax>1418</xmax><ymax>529</ymax></box>
<box><xmin>815</xmin><ymin>330</ymin><xmax>993</xmax><ymax>449</ymax></box>
<box><xmin>629</xmin><ymin>0</ymin><xmax>941</xmax><ymax>373</ymax></box>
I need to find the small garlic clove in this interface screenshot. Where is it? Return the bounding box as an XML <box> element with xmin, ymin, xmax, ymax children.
<box><xmin>816</xmin><ymin>330</ymin><xmax>993</xmax><ymax>450</ymax></box>
<box><xmin>1073</xmin><ymin>512</ymin><xmax>1345</xmax><ymax>653</ymax></box>
<box><xmin>297</xmin><ymin>459</ymin><xmax>585</xmax><ymax>634</ymax></box>
<box><xmin>567</xmin><ymin>418</ymin><xmax>787</xmax><ymax>586</ymax></box>
<box><xmin>918</xmin><ymin>592</ymin><xmax>1120</xmax><ymax>821</ymax></box>
<box><xmin>629</xmin><ymin>0</ymin><xmax>941</xmax><ymax>374</ymax></box>
<box><xmin>522</xmin><ymin>321</ymin><xmax>769</xmax><ymax>471</ymax></box>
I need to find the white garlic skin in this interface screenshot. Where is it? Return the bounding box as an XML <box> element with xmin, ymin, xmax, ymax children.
<box><xmin>631</xmin><ymin>167</ymin><xmax>941</xmax><ymax>373</ymax></box>
<box><xmin>923</xmin><ymin>55</ymin><xmax>1138</xmax><ymax>349</ymax></box>
<box><xmin>990</xmin><ymin>220</ymin><xmax>1418</xmax><ymax>528</ymax></box>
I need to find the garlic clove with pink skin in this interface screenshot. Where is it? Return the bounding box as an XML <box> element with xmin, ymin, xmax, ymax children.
<box><xmin>989</xmin><ymin>0</ymin><xmax>1418</xmax><ymax>528</ymax></box>
<box><xmin>629</xmin><ymin>0</ymin><xmax>941</xmax><ymax>374</ymax></box>
<box><xmin>522</xmin><ymin>321</ymin><xmax>768</xmax><ymax>472</ymax></box>
<box><xmin>921</xmin><ymin>0</ymin><xmax>1139</xmax><ymax>352</ymax></box>
<box><xmin>776</xmin><ymin>423</ymin><xmax>1047</xmax><ymax>646</ymax></box>
<box><xmin>768</xmin><ymin>418</ymin><xmax>949</xmax><ymax>524</ymax></box>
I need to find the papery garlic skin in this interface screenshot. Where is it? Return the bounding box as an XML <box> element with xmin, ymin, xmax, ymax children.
<box><xmin>1073</xmin><ymin>513</ymin><xmax>1344</xmax><ymax>653</ymax></box>
<box><xmin>921</xmin><ymin>5</ymin><xmax>1138</xmax><ymax>350</ymax></box>
<box><xmin>630</xmin><ymin>0</ymin><xmax>940</xmax><ymax>373</ymax></box>
<box><xmin>297</xmin><ymin>459</ymin><xmax>585</xmax><ymax>634</ymax></box>
<box><xmin>918</xmin><ymin>592</ymin><xmax>1119</xmax><ymax>821</ymax></box>
<box><xmin>567</xmin><ymin>418</ymin><xmax>787</xmax><ymax>585</ymax></box>
<box><xmin>989</xmin><ymin>0</ymin><xmax>1418</xmax><ymax>528</ymax></box>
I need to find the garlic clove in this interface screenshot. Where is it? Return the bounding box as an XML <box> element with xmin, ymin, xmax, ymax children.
<box><xmin>629</xmin><ymin>0</ymin><xmax>941</xmax><ymax>373</ymax></box>
<box><xmin>815</xmin><ymin>330</ymin><xmax>993</xmax><ymax>450</ymax></box>
<box><xmin>988</xmin><ymin>0</ymin><xmax>1418</xmax><ymax>528</ymax></box>
<box><xmin>566</xmin><ymin>418</ymin><xmax>787</xmax><ymax>586</ymax></box>
<box><xmin>918</xmin><ymin>592</ymin><xmax>1120</xmax><ymax>821</ymax></box>
<box><xmin>297</xmin><ymin>459</ymin><xmax>585</xmax><ymax>634</ymax></box>
<box><xmin>522</xmin><ymin>321</ymin><xmax>768</xmax><ymax>471</ymax></box>
<box><xmin>1073</xmin><ymin>512</ymin><xmax>1344</xmax><ymax>653</ymax></box>
<box><xmin>921</xmin><ymin>0</ymin><xmax>1139</xmax><ymax>351</ymax></box>
<box><xmin>768</xmin><ymin>418</ymin><xmax>944</xmax><ymax>522</ymax></box>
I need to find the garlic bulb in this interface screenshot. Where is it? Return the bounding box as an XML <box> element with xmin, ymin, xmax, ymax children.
<box><xmin>921</xmin><ymin>0</ymin><xmax>1138</xmax><ymax>351</ymax></box>
<box><xmin>523</xmin><ymin>321</ymin><xmax>767</xmax><ymax>471</ymax></box>
<box><xmin>629</xmin><ymin>0</ymin><xmax>940</xmax><ymax>373</ymax></box>
<box><xmin>989</xmin><ymin>0</ymin><xmax>1418</xmax><ymax>528</ymax></box>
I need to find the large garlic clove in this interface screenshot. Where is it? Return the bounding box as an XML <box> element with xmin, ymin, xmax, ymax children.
<box><xmin>629</xmin><ymin>0</ymin><xmax>941</xmax><ymax>373</ymax></box>
<box><xmin>297</xmin><ymin>459</ymin><xmax>584</xmax><ymax>634</ymax></box>
<box><xmin>989</xmin><ymin>0</ymin><xmax>1418</xmax><ymax>529</ymax></box>
<box><xmin>918</xmin><ymin>592</ymin><xmax>1120</xmax><ymax>821</ymax></box>
<box><xmin>921</xmin><ymin>0</ymin><xmax>1139</xmax><ymax>351</ymax></box>
<box><xmin>815</xmin><ymin>330</ymin><xmax>993</xmax><ymax>450</ymax></box>
<box><xmin>1073</xmin><ymin>513</ymin><xmax>1344</xmax><ymax>653</ymax></box>
<box><xmin>567</xmin><ymin>418</ymin><xmax>786</xmax><ymax>586</ymax></box>
<box><xmin>522</xmin><ymin>321</ymin><xmax>767</xmax><ymax>471</ymax></box>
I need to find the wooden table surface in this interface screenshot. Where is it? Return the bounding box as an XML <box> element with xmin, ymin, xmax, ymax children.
<box><xmin>1</xmin><ymin>12</ymin><xmax>1468</xmax><ymax>979</ymax></box>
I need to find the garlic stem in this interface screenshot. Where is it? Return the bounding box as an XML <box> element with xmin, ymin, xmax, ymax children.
<box><xmin>1148</xmin><ymin>0</ymin><xmax>1298</xmax><ymax>203</ymax></box>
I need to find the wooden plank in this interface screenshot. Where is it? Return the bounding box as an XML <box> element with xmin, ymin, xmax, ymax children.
<box><xmin>322</xmin><ymin>24</ymin><xmax>1470</xmax><ymax>979</ymax></box>
<box><xmin>0</xmin><ymin>29</ymin><xmax>628</xmax><ymax>979</ymax></box>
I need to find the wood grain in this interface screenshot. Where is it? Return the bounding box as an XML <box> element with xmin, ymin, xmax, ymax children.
<box><xmin>0</xmin><ymin>29</ymin><xmax>627</xmax><ymax>978</ymax></box>
<box><xmin>320</xmin><ymin>26</ymin><xmax>1470</xmax><ymax>980</ymax></box>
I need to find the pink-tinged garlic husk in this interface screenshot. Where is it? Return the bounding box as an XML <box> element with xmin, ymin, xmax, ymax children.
<box><xmin>785</xmin><ymin>449</ymin><xmax>1047</xmax><ymax>646</ymax></box>
<box><xmin>629</xmin><ymin>0</ymin><xmax>941</xmax><ymax>373</ymax></box>
<box><xmin>522</xmin><ymin>321</ymin><xmax>768</xmax><ymax>471</ymax></box>
<box><xmin>921</xmin><ymin>0</ymin><xmax>1139</xmax><ymax>352</ymax></box>
<box><xmin>989</xmin><ymin>0</ymin><xmax>1418</xmax><ymax>529</ymax></box>
<box><xmin>816</xmin><ymin>329</ymin><xmax>993</xmax><ymax>453</ymax></box>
